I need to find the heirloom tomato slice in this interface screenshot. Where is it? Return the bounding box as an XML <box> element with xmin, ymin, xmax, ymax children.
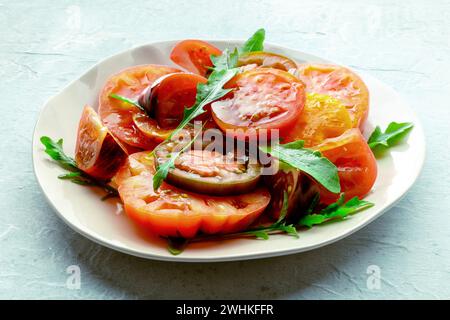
<box><xmin>211</xmin><ymin>68</ymin><xmax>305</xmax><ymax>139</ymax></box>
<box><xmin>98</xmin><ymin>64</ymin><xmax>179</xmax><ymax>149</ymax></box>
<box><xmin>115</xmin><ymin>152</ymin><xmax>271</xmax><ymax>238</ymax></box>
<box><xmin>293</xmin><ymin>63</ymin><xmax>369</xmax><ymax>130</ymax></box>
<box><xmin>314</xmin><ymin>129</ymin><xmax>377</xmax><ymax>204</ymax></box>
<box><xmin>170</xmin><ymin>40</ymin><xmax>222</xmax><ymax>76</ymax></box>
<box><xmin>284</xmin><ymin>93</ymin><xmax>353</xmax><ymax>147</ymax></box>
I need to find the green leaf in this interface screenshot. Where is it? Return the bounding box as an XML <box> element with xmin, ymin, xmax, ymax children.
<box><xmin>368</xmin><ymin>122</ymin><xmax>414</xmax><ymax>152</ymax></box>
<box><xmin>241</xmin><ymin>28</ymin><xmax>265</xmax><ymax>53</ymax></box>
<box><xmin>40</xmin><ymin>136</ymin><xmax>119</xmax><ymax>199</ymax></box>
<box><xmin>210</xmin><ymin>47</ymin><xmax>239</xmax><ymax>70</ymax></box>
<box><xmin>40</xmin><ymin>136</ymin><xmax>77</xmax><ymax>171</ymax></box>
<box><xmin>109</xmin><ymin>93</ymin><xmax>143</xmax><ymax>110</ymax></box>
<box><xmin>167</xmin><ymin>237</ymin><xmax>189</xmax><ymax>255</ymax></box>
<box><xmin>299</xmin><ymin>195</ymin><xmax>374</xmax><ymax>228</ymax></box>
<box><xmin>260</xmin><ymin>140</ymin><xmax>341</xmax><ymax>194</ymax></box>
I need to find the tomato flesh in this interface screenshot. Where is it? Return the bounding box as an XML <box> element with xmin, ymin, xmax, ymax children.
<box><xmin>211</xmin><ymin>68</ymin><xmax>305</xmax><ymax>139</ymax></box>
<box><xmin>285</xmin><ymin>93</ymin><xmax>353</xmax><ymax>147</ymax></box>
<box><xmin>314</xmin><ymin>129</ymin><xmax>377</xmax><ymax>204</ymax></box>
<box><xmin>293</xmin><ymin>64</ymin><xmax>369</xmax><ymax>130</ymax></box>
<box><xmin>98</xmin><ymin>64</ymin><xmax>180</xmax><ymax>149</ymax></box>
<box><xmin>75</xmin><ymin>106</ymin><xmax>127</xmax><ymax>180</ymax></box>
<box><xmin>170</xmin><ymin>40</ymin><xmax>222</xmax><ymax>77</ymax></box>
<box><xmin>115</xmin><ymin>152</ymin><xmax>271</xmax><ymax>238</ymax></box>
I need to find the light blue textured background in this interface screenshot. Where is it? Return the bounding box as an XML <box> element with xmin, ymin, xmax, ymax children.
<box><xmin>1</xmin><ymin>0</ymin><xmax>449</xmax><ymax>299</ymax></box>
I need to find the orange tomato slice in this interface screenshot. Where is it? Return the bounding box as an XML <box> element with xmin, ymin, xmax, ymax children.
<box><xmin>314</xmin><ymin>129</ymin><xmax>378</xmax><ymax>204</ymax></box>
<box><xmin>285</xmin><ymin>93</ymin><xmax>353</xmax><ymax>147</ymax></box>
<box><xmin>293</xmin><ymin>63</ymin><xmax>369</xmax><ymax>130</ymax></box>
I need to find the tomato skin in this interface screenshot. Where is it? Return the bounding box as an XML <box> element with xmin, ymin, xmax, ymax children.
<box><xmin>115</xmin><ymin>152</ymin><xmax>271</xmax><ymax>238</ymax></box>
<box><xmin>293</xmin><ymin>64</ymin><xmax>369</xmax><ymax>130</ymax></box>
<box><xmin>170</xmin><ymin>40</ymin><xmax>222</xmax><ymax>76</ymax></box>
<box><xmin>211</xmin><ymin>68</ymin><xmax>306</xmax><ymax>140</ymax></box>
<box><xmin>75</xmin><ymin>106</ymin><xmax>127</xmax><ymax>180</ymax></box>
<box><xmin>98</xmin><ymin>64</ymin><xmax>180</xmax><ymax>149</ymax></box>
<box><xmin>285</xmin><ymin>93</ymin><xmax>353</xmax><ymax>147</ymax></box>
<box><xmin>153</xmin><ymin>73</ymin><xmax>207</xmax><ymax>128</ymax></box>
<box><xmin>314</xmin><ymin>129</ymin><xmax>377</xmax><ymax>204</ymax></box>
<box><xmin>237</xmin><ymin>51</ymin><xmax>297</xmax><ymax>71</ymax></box>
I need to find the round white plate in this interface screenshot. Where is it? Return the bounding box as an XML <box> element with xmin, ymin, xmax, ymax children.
<box><xmin>32</xmin><ymin>40</ymin><xmax>425</xmax><ymax>262</ymax></box>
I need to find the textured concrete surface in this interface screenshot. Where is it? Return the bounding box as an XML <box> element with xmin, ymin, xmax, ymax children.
<box><xmin>1</xmin><ymin>0</ymin><xmax>449</xmax><ymax>299</ymax></box>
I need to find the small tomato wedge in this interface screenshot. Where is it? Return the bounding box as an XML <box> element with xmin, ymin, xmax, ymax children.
<box><xmin>314</xmin><ymin>129</ymin><xmax>378</xmax><ymax>204</ymax></box>
<box><xmin>211</xmin><ymin>68</ymin><xmax>306</xmax><ymax>139</ymax></box>
<box><xmin>285</xmin><ymin>93</ymin><xmax>353</xmax><ymax>147</ymax></box>
<box><xmin>75</xmin><ymin>106</ymin><xmax>127</xmax><ymax>180</ymax></box>
<box><xmin>264</xmin><ymin>165</ymin><xmax>319</xmax><ymax>219</ymax></box>
<box><xmin>170</xmin><ymin>40</ymin><xmax>222</xmax><ymax>76</ymax></box>
<box><xmin>237</xmin><ymin>51</ymin><xmax>297</xmax><ymax>71</ymax></box>
<box><xmin>115</xmin><ymin>152</ymin><xmax>271</xmax><ymax>238</ymax></box>
<box><xmin>98</xmin><ymin>64</ymin><xmax>179</xmax><ymax>149</ymax></box>
<box><xmin>293</xmin><ymin>64</ymin><xmax>369</xmax><ymax>130</ymax></box>
<box><xmin>152</xmin><ymin>73</ymin><xmax>207</xmax><ymax>128</ymax></box>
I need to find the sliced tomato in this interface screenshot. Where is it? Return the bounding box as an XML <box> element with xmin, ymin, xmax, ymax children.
<box><xmin>314</xmin><ymin>129</ymin><xmax>377</xmax><ymax>204</ymax></box>
<box><xmin>115</xmin><ymin>152</ymin><xmax>271</xmax><ymax>238</ymax></box>
<box><xmin>264</xmin><ymin>165</ymin><xmax>319</xmax><ymax>219</ymax></box>
<box><xmin>170</xmin><ymin>40</ymin><xmax>222</xmax><ymax>76</ymax></box>
<box><xmin>75</xmin><ymin>106</ymin><xmax>127</xmax><ymax>180</ymax></box>
<box><xmin>237</xmin><ymin>51</ymin><xmax>297</xmax><ymax>71</ymax></box>
<box><xmin>285</xmin><ymin>93</ymin><xmax>353</xmax><ymax>147</ymax></box>
<box><xmin>98</xmin><ymin>64</ymin><xmax>180</xmax><ymax>149</ymax></box>
<box><xmin>152</xmin><ymin>73</ymin><xmax>207</xmax><ymax>128</ymax></box>
<box><xmin>293</xmin><ymin>64</ymin><xmax>369</xmax><ymax>130</ymax></box>
<box><xmin>211</xmin><ymin>68</ymin><xmax>306</xmax><ymax>139</ymax></box>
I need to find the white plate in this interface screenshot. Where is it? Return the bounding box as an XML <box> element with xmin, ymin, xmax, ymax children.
<box><xmin>32</xmin><ymin>40</ymin><xmax>425</xmax><ymax>262</ymax></box>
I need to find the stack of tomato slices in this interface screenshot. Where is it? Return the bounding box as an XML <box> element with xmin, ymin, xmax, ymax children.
<box><xmin>73</xmin><ymin>39</ymin><xmax>377</xmax><ymax>239</ymax></box>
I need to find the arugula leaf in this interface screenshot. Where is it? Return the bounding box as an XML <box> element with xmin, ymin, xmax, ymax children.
<box><xmin>167</xmin><ymin>237</ymin><xmax>189</xmax><ymax>255</ymax></box>
<box><xmin>241</xmin><ymin>28</ymin><xmax>265</xmax><ymax>53</ymax></box>
<box><xmin>210</xmin><ymin>48</ymin><xmax>239</xmax><ymax>71</ymax></box>
<box><xmin>40</xmin><ymin>136</ymin><xmax>78</xmax><ymax>171</ymax></box>
<box><xmin>40</xmin><ymin>136</ymin><xmax>119</xmax><ymax>200</ymax></box>
<box><xmin>259</xmin><ymin>140</ymin><xmax>341</xmax><ymax>194</ymax></box>
<box><xmin>368</xmin><ymin>122</ymin><xmax>413</xmax><ymax>152</ymax></box>
<box><xmin>299</xmin><ymin>195</ymin><xmax>374</xmax><ymax>228</ymax></box>
<box><xmin>109</xmin><ymin>93</ymin><xmax>143</xmax><ymax>111</ymax></box>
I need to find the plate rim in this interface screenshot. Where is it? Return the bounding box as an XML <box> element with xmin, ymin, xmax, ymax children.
<box><xmin>32</xmin><ymin>39</ymin><xmax>426</xmax><ymax>262</ymax></box>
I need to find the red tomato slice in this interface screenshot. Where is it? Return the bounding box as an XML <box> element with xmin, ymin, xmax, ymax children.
<box><xmin>98</xmin><ymin>64</ymin><xmax>180</xmax><ymax>149</ymax></box>
<box><xmin>152</xmin><ymin>73</ymin><xmax>207</xmax><ymax>128</ymax></box>
<box><xmin>170</xmin><ymin>40</ymin><xmax>222</xmax><ymax>76</ymax></box>
<box><xmin>75</xmin><ymin>106</ymin><xmax>127</xmax><ymax>180</ymax></box>
<box><xmin>211</xmin><ymin>68</ymin><xmax>306</xmax><ymax>139</ymax></box>
<box><xmin>293</xmin><ymin>64</ymin><xmax>370</xmax><ymax>130</ymax></box>
<box><xmin>314</xmin><ymin>129</ymin><xmax>377</xmax><ymax>204</ymax></box>
<box><xmin>115</xmin><ymin>152</ymin><xmax>271</xmax><ymax>238</ymax></box>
